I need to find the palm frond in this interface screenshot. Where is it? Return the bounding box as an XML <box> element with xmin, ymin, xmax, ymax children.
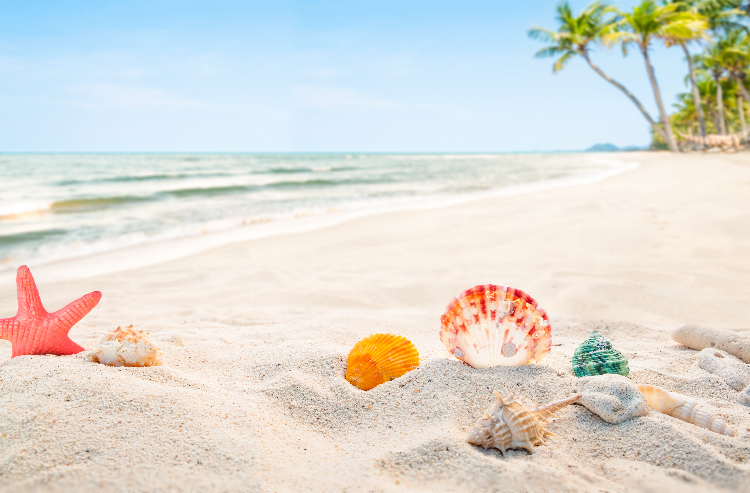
<box><xmin>528</xmin><ymin>26</ymin><xmax>558</xmax><ymax>42</ymax></box>
<box><xmin>528</xmin><ymin>0</ymin><xmax>618</xmax><ymax>72</ymax></box>
<box><xmin>535</xmin><ymin>46</ymin><xmax>567</xmax><ymax>59</ymax></box>
<box><xmin>553</xmin><ymin>51</ymin><xmax>577</xmax><ymax>72</ymax></box>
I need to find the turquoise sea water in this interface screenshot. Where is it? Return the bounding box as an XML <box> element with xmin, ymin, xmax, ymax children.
<box><xmin>0</xmin><ymin>153</ymin><xmax>634</xmax><ymax>273</ymax></box>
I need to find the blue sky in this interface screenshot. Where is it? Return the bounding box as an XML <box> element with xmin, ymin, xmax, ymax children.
<box><xmin>0</xmin><ymin>0</ymin><xmax>694</xmax><ymax>152</ymax></box>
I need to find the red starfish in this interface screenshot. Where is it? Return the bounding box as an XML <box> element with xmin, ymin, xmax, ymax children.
<box><xmin>0</xmin><ymin>265</ymin><xmax>101</xmax><ymax>357</ymax></box>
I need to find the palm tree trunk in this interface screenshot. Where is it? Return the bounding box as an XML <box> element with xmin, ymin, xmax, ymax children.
<box><xmin>711</xmin><ymin>108</ymin><xmax>721</xmax><ymax>134</ymax></box>
<box><xmin>735</xmin><ymin>75</ymin><xmax>750</xmax><ymax>111</ymax></box>
<box><xmin>682</xmin><ymin>43</ymin><xmax>706</xmax><ymax>138</ymax></box>
<box><xmin>641</xmin><ymin>46</ymin><xmax>678</xmax><ymax>152</ymax></box>
<box><xmin>581</xmin><ymin>52</ymin><xmax>669</xmax><ymax>143</ymax></box>
<box><xmin>716</xmin><ymin>76</ymin><xmax>726</xmax><ymax>135</ymax></box>
<box><xmin>737</xmin><ymin>77</ymin><xmax>750</xmax><ymax>140</ymax></box>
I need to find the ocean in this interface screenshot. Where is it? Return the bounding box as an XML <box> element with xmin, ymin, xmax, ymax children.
<box><xmin>0</xmin><ymin>153</ymin><xmax>636</xmax><ymax>277</ymax></box>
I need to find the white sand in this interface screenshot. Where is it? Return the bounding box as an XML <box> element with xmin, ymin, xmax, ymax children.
<box><xmin>1</xmin><ymin>152</ymin><xmax>750</xmax><ymax>492</ymax></box>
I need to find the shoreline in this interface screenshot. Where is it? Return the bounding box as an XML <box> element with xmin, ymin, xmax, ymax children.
<box><xmin>0</xmin><ymin>153</ymin><xmax>638</xmax><ymax>284</ymax></box>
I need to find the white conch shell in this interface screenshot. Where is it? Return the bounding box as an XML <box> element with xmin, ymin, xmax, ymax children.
<box><xmin>89</xmin><ymin>325</ymin><xmax>163</xmax><ymax>367</ymax></box>
<box><xmin>467</xmin><ymin>390</ymin><xmax>581</xmax><ymax>455</ymax></box>
<box><xmin>440</xmin><ymin>285</ymin><xmax>551</xmax><ymax>368</ymax></box>
<box><xmin>635</xmin><ymin>384</ymin><xmax>735</xmax><ymax>437</ymax></box>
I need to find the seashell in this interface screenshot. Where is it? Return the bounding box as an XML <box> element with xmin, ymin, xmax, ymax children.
<box><xmin>345</xmin><ymin>334</ymin><xmax>419</xmax><ymax>390</ymax></box>
<box><xmin>572</xmin><ymin>331</ymin><xmax>629</xmax><ymax>378</ymax></box>
<box><xmin>695</xmin><ymin>348</ymin><xmax>750</xmax><ymax>391</ymax></box>
<box><xmin>635</xmin><ymin>384</ymin><xmax>735</xmax><ymax>437</ymax></box>
<box><xmin>574</xmin><ymin>374</ymin><xmax>649</xmax><ymax>424</ymax></box>
<box><xmin>467</xmin><ymin>390</ymin><xmax>581</xmax><ymax>455</ymax></box>
<box><xmin>439</xmin><ymin>285</ymin><xmax>551</xmax><ymax>368</ymax></box>
<box><xmin>89</xmin><ymin>325</ymin><xmax>163</xmax><ymax>367</ymax></box>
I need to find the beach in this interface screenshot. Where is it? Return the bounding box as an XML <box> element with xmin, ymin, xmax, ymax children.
<box><xmin>1</xmin><ymin>151</ymin><xmax>750</xmax><ymax>492</ymax></box>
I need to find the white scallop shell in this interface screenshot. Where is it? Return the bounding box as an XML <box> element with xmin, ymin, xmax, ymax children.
<box><xmin>440</xmin><ymin>285</ymin><xmax>551</xmax><ymax>368</ymax></box>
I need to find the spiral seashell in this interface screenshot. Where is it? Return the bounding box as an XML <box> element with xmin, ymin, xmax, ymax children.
<box><xmin>89</xmin><ymin>325</ymin><xmax>163</xmax><ymax>367</ymax></box>
<box><xmin>468</xmin><ymin>390</ymin><xmax>581</xmax><ymax>455</ymax></box>
<box><xmin>345</xmin><ymin>334</ymin><xmax>419</xmax><ymax>391</ymax></box>
<box><xmin>572</xmin><ymin>331</ymin><xmax>629</xmax><ymax>378</ymax></box>
<box><xmin>440</xmin><ymin>285</ymin><xmax>551</xmax><ymax>368</ymax></box>
<box><xmin>635</xmin><ymin>384</ymin><xmax>735</xmax><ymax>437</ymax></box>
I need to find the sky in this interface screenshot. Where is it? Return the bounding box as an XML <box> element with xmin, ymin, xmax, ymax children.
<box><xmin>0</xmin><ymin>0</ymin><xmax>697</xmax><ymax>152</ymax></box>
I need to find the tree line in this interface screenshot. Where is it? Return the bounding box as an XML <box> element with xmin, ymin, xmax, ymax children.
<box><xmin>529</xmin><ymin>0</ymin><xmax>750</xmax><ymax>151</ymax></box>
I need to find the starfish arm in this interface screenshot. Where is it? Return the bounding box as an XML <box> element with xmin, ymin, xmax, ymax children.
<box><xmin>49</xmin><ymin>291</ymin><xmax>102</xmax><ymax>334</ymax></box>
<box><xmin>0</xmin><ymin>316</ymin><xmax>16</xmax><ymax>341</ymax></box>
<box><xmin>31</xmin><ymin>335</ymin><xmax>86</xmax><ymax>357</ymax></box>
<box><xmin>16</xmin><ymin>265</ymin><xmax>46</xmax><ymax>318</ymax></box>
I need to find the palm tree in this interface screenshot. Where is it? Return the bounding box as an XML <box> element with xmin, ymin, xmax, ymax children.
<box><xmin>528</xmin><ymin>2</ymin><xmax>673</xmax><ymax>146</ymax></box>
<box><xmin>739</xmin><ymin>92</ymin><xmax>748</xmax><ymax>135</ymax></box>
<box><xmin>672</xmin><ymin>90</ymin><xmax>702</xmax><ymax>137</ymax></box>
<box><xmin>681</xmin><ymin>38</ymin><xmax>709</xmax><ymax>139</ymax></box>
<box><xmin>672</xmin><ymin>74</ymin><xmax>724</xmax><ymax>134</ymax></box>
<box><xmin>722</xmin><ymin>29</ymin><xmax>750</xmax><ymax>102</ymax></box>
<box><xmin>664</xmin><ymin>0</ymin><xmax>723</xmax><ymax>138</ymax></box>
<box><xmin>695</xmin><ymin>42</ymin><xmax>730</xmax><ymax>134</ymax></box>
<box><xmin>604</xmin><ymin>1</ymin><xmax>708</xmax><ymax>152</ymax></box>
<box><xmin>672</xmin><ymin>0</ymin><xmax>748</xmax><ymax>138</ymax></box>
<box><xmin>721</xmin><ymin>30</ymin><xmax>750</xmax><ymax>138</ymax></box>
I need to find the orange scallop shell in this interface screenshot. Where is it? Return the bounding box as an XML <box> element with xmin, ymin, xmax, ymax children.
<box><xmin>345</xmin><ymin>334</ymin><xmax>420</xmax><ymax>390</ymax></box>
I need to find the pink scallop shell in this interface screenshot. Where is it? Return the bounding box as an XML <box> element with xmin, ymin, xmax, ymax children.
<box><xmin>440</xmin><ymin>285</ymin><xmax>551</xmax><ymax>368</ymax></box>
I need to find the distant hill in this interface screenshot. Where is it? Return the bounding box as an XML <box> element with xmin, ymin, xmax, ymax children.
<box><xmin>586</xmin><ymin>143</ymin><xmax>645</xmax><ymax>152</ymax></box>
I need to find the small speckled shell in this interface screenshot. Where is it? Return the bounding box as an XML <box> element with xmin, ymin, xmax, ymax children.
<box><xmin>440</xmin><ymin>285</ymin><xmax>551</xmax><ymax>368</ymax></box>
<box><xmin>636</xmin><ymin>384</ymin><xmax>735</xmax><ymax>437</ymax></box>
<box><xmin>572</xmin><ymin>331</ymin><xmax>629</xmax><ymax>378</ymax></box>
<box><xmin>89</xmin><ymin>325</ymin><xmax>163</xmax><ymax>367</ymax></box>
<box><xmin>345</xmin><ymin>334</ymin><xmax>419</xmax><ymax>391</ymax></box>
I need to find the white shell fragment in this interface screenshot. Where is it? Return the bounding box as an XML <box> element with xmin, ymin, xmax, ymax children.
<box><xmin>575</xmin><ymin>374</ymin><xmax>650</xmax><ymax>424</ymax></box>
<box><xmin>671</xmin><ymin>326</ymin><xmax>750</xmax><ymax>363</ymax></box>
<box><xmin>695</xmin><ymin>348</ymin><xmax>750</xmax><ymax>391</ymax></box>
<box><xmin>89</xmin><ymin>325</ymin><xmax>163</xmax><ymax>367</ymax></box>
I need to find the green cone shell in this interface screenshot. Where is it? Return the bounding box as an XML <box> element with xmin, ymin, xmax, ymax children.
<box><xmin>572</xmin><ymin>331</ymin><xmax>629</xmax><ymax>378</ymax></box>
